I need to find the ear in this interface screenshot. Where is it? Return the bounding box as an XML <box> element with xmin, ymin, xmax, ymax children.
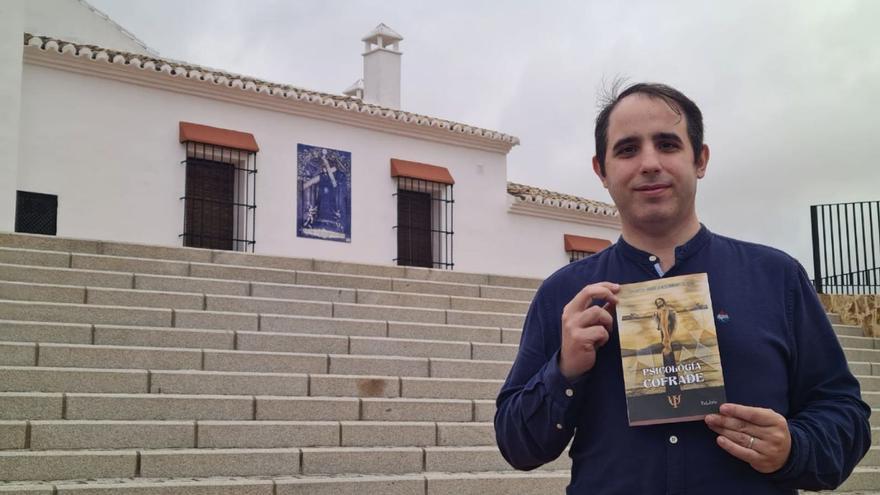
<box><xmin>696</xmin><ymin>144</ymin><xmax>709</xmax><ymax>178</ymax></box>
<box><xmin>592</xmin><ymin>156</ymin><xmax>608</xmax><ymax>188</ymax></box>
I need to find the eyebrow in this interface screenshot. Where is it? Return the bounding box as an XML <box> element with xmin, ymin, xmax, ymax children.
<box><xmin>612</xmin><ymin>132</ymin><xmax>684</xmax><ymax>153</ymax></box>
<box><xmin>653</xmin><ymin>132</ymin><xmax>683</xmax><ymax>144</ymax></box>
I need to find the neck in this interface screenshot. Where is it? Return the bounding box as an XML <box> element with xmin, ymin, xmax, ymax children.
<box><xmin>620</xmin><ymin>216</ymin><xmax>702</xmax><ymax>271</ymax></box>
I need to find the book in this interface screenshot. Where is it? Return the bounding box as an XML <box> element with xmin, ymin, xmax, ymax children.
<box><xmin>616</xmin><ymin>273</ymin><xmax>726</xmax><ymax>426</ymax></box>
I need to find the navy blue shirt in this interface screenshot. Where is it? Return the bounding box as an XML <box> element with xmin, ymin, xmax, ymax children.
<box><xmin>495</xmin><ymin>226</ymin><xmax>871</xmax><ymax>494</ymax></box>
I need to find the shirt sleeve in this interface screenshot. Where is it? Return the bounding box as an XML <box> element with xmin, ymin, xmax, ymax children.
<box><xmin>768</xmin><ymin>262</ymin><xmax>872</xmax><ymax>490</ymax></box>
<box><xmin>494</xmin><ymin>288</ymin><xmax>589</xmax><ymax>470</ymax></box>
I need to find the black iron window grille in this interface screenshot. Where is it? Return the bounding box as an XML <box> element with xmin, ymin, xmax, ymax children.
<box><xmin>568</xmin><ymin>250</ymin><xmax>596</xmax><ymax>263</ymax></box>
<box><xmin>393</xmin><ymin>177</ymin><xmax>454</xmax><ymax>269</ymax></box>
<box><xmin>180</xmin><ymin>142</ymin><xmax>257</xmax><ymax>252</ymax></box>
<box><xmin>15</xmin><ymin>191</ymin><xmax>58</xmax><ymax>236</ymax></box>
<box><xmin>810</xmin><ymin>201</ymin><xmax>879</xmax><ymax>294</ymax></box>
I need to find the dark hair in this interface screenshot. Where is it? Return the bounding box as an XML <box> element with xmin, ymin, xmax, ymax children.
<box><xmin>594</xmin><ymin>82</ymin><xmax>704</xmax><ymax>175</ymax></box>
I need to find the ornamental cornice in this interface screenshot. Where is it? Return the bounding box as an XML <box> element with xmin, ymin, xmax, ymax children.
<box><xmin>506</xmin><ymin>182</ymin><xmax>620</xmax><ymax>228</ymax></box>
<box><xmin>22</xmin><ymin>34</ymin><xmax>519</xmax><ymax>154</ymax></box>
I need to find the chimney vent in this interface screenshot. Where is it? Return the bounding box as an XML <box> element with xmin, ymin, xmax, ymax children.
<box><xmin>359</xmin><ymin>23</ymin><xmax>402</xmax><ymax>109</ymax></box>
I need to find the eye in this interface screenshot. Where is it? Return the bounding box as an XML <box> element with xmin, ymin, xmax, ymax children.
<box><xmin>658</xmin><ymin>141</ymin><xmax>680</xmax><ymax>152</ymax></box>
<box><xmin>616</xmin><ymin>144</ymin><xmax>637</xmax><ymax>157</ymax></box>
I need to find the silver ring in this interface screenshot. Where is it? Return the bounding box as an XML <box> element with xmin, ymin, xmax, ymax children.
<box><xmin>747</xmin><ymin>436</ymin><xmax>756</xmax><ymax>449</ymax></box>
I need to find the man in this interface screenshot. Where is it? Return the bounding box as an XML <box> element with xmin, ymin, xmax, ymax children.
<box><xmin>494</xmin><ymin>82</ymin><xmax>870</xmax><ymax>494</ymax></box>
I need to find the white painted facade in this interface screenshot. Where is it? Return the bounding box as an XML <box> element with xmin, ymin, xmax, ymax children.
<box><xmin>4</xmin><ymin>2</ymin><xmax>621</xmax><ymax>279</ymax></box>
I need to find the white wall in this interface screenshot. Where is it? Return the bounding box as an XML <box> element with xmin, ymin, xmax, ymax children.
<box><xmin>16</xmin><ymin>62</ymin><xmax>619</xmax><ymax>278</ymax></box>
<box><xmin>0</xmin><ymin>0</ymin><xmax>25</xmax><ymax>232</ymax></box>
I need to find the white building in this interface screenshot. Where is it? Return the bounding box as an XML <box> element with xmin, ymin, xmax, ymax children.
<box><xmin>1</xmin><ymin>0</ymin><xmax>620</xmax><ymax>279</ymax></box>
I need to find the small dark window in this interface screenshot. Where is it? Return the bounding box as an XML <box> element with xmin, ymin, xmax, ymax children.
<box><xmin>180</xmin><ymin>142</ymin><xmax>257</xmax><ymax>252</ymax></box>
<box><xmin>397</xmin><ymin>189</ymin><xmax>433</xmax><ymax>267</ymax></box>
<box><xmin>15</xmin><ymin>191</ymin><xmax>58</xmax><ymax>235</ymax></box>
<box><xmin>569</xmin><ymin>250</ymin><xmax>595</xmax><ymax>263</ymax></box>
<box><xmin>393</xmin><ymin>177</ymin><xmax>454</xmax><ymax>269</ymax></box>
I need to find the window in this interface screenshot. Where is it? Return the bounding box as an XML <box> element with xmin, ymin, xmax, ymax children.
<box><xmin>564</xmin><ymin>234</ymin><xmax>611</xmax><ymax>263</ymax></box>
<box><xmin>391</xmin><ymin>159</ymin><xmax>454</xmax><ymax>269</ymax></box>
<box><xmin>569</xmin><ymin>250</ymin><xmax>595</xmax><ymax>263</ymax></box>
<box><xmin>397</xmin><ymin>188</ymin><xmax>434</xmax><ymax>267</ymax></box>
<box><xmin>179</xmin><ymin>122</ymin><xmax>258</xmax><ymax>252</ymax></box>
<box><xmin>15</xmin><ymin>191</ymin><xmax>58</xmax><ymax>235</ymax></box>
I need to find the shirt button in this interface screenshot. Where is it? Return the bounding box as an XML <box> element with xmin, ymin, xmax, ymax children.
<box><xmin>556</xmin><ymin>423</ymin><xmax>564</xmax><ymax>430</ymax></box>
<box><xmin>669</xmin><ymin>435</ymin><xmax>679</xmax><ymax>445</ymax></box>
<box><xmin>649</xmin><ymin>255</ymin><xmax>658</xmax><ymax>262</ymax></box>
<box><xmin>564</xmin><ymin>388</ymin><xmax>574</xmax><ymax>397</ymax></box>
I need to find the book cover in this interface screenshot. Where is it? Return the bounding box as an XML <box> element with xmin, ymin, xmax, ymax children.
<box><xmin>616</xmin><ymin>273</ymin><xmax>726</xmax><ymax>426</ymax></box>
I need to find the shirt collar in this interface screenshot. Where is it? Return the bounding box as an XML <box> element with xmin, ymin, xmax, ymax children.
<box><xmin>614</xmin><ymin>224</ymin><xmax>712</xmax><ymax>268</ymax></box>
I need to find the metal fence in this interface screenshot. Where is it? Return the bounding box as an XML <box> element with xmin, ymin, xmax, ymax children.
<box><xmin>810</xmin><ymin>201</ymin><xmax>879</xmax><ymax>294</ymax></box>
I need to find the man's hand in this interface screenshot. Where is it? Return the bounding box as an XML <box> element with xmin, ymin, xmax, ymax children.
<box><xmin>705</xmin><ymin>403</ymin><xmax>792</xmax><ymax>473</ymax></box>
<box><xmin>559</xmin><ymin>282</ymin><xmax>620</xmax><ymax>380</ymax></box>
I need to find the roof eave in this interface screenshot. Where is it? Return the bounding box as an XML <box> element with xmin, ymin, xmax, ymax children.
<box><xmin>22</xmin><ymin>34</ymin><xmax>519</xmax><ymax>154</ymax></box>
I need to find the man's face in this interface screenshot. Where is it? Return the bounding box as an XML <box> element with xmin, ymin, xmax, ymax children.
<box><xmin>593</xmin><ymin>94</ymin><xmax>708</xmax><ymax>233</ymax></box>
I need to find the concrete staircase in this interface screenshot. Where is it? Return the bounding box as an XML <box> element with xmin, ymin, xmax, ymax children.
<box><xmin>0</xmin><ymin>232</ymin><xmax>874</xmax><ymax>494</ymax></box>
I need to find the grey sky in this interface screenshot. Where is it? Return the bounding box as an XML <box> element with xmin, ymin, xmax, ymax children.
<box><xmin>86</xmin><ymin>0</ymin><xmax>880</xmax><ymax>275</ymax></box>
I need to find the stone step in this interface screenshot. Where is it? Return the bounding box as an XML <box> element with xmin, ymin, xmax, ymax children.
<box><xmin>0</xmin><ymin>247</ymin><xmax>537</xmax><ymax>302</ymax></box>
<box><xmin>0</xmin><ymin>300</ymin><xmax>172</xmax><ymax>327</ymax></box>
<box><xmin>840</xmin><ymin>335</ymin><xmax>877</xmax><ymax>349</ymax></box>
<box><xmin>858</xmin><ymin>375</ymin><xmax>880</xmax><ymax>392</ymax></box>
<box><xmin>0</xmin><ymin>296</ymin><xmax>525</xmax><ymax>333</ymax></box>
<box><xmin>0</xmin><ymin>392</ymin><xmax>495</xmax><ymax>422</ymax></box>
<box><xmin>862</xmin><ymin>446</ymin><xmax>880</xmax><ymax>466</ymax></box>
<box><xmin>0</xmin><ymin>262</ymin><xmax>133</xmax><ymax>289</ymax></box>
<box><xmin>839</xmin><ymin>466</ymin><xmax>880</xmax><ymax>491</ymax></box>
<box><xmin>0</xmin><ymin>445</ymin><xmax>566</xmax><ymax>482</ymax></box>
<box><xmin>3</xmin><ymin>420</ymin><xmax>496</xmax><ymax>450</ymax></box>
<box><xmin>0</xmin><ymin>246</ymin><xmax>71</xmax><ymax>267</ymax></box>
<box><xmin>0</xmin><ymin>470</ymin><xmax>571</xmax><ymax>494</ymax></box>
<box><xmin>871</xmin><ymin>409</ymin><xmax>880</xmax><ymax>427</ymax></box>
<box><xmin>0</xmin><ymin>365</ymin><xmax>502</xmax><ymax>399</ymax></box>
<box><xmin>0</xmin><ymin>341</ymin><xmax>515</xmax><ymax>379</ymax></box>
<box><xmin>863</xmin><ymin>392</ymin><xmax>880</xmax><ymax>408</ymax></box>
<box><xmin>0</xmin><ymin>232</ymin><xmax>545</xmax><ymax>290</ymax></box>
<box><xmin>846</xmin><ymin>348</ymin><xmax>880</xmax><ymax>362</ymax></box>
<box><xmin>836</xmin><ymin>324</ymin><xmax>868</xmax><ymax>338</ymax></box>
<box><xmin>0</xmin><ymin>261</ymin><xmax>532</xmax><ymax>314</ymax></box>
<box><xmin>136</xmin><ymin>273</ymin><xmax>250</xmax><ymax>296</ymax></box>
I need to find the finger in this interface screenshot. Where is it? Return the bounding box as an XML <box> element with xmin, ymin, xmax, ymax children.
<box><xmin>719</xmin><ymin>403</ymin><xmax>781</xmax><ymax>428</ymax></box>
<box><xmin>704</xmin><ymin>413</ymin><xmax>755</xmax><ymax>436</ymax></box>
<box><xmin>569</xmin><ymin>325</ymin><xmax>611</xmax><ymax>350</ymax></box>
<box><xmin>570</xmin><ymin>306</ymin><xmax>614</xmax><ymax>331</ymax></box>
<box><xmin>716</xmin><ymin>435</ymin><xmax>762</xmax><ymax>464</ymax></box>
<box><xmin>706</xmin><ymin>424</ymin><xmax>767</xmax><ymax>455</ymax></box>
<box><xmin>568</xmin><ymin>283</ymin><xmax>620</xmax><ymax>311</ymax></box>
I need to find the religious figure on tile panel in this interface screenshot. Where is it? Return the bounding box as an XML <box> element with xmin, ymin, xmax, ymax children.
<box><xmin>297</xmin><ymin>143</ymin><xmax>352</xmax><ymax>242</ymax></box>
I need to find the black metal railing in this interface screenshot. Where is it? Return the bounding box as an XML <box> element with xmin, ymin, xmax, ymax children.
<box><xmin>810</xmin><ymin>201</ymin><xmax>879</xmax><ymax>294</ymax></box>
<box><xmin>393</xmin><ymin>177</ymin><xmax>454</xmax><ymax>269</ymax></box>
<box><xmin>180</xmin><ymin>142</ymin><xmax>257</xmax><ymax>252</ymax></box>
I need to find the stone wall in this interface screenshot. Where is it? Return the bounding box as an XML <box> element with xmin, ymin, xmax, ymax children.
<box><xmin>819</xmin><ymin>294</ymin><xmax>880</xmax><ymax>337</ymax></box>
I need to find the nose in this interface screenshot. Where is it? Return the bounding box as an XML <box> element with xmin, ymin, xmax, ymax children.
<box><xmin>638</xmin><ymin>147</ymin><xmax>662</xmax><ymax>175</ymax></box>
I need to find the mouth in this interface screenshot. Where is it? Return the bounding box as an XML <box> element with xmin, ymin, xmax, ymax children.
<box><xmin>634</xmin><ymin>184</ymin><xmax>671</xmax><ymax>194</ymax></box>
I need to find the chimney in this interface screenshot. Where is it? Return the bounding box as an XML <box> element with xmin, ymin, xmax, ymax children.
<box><xmin>358</xmin><ymin>23</ymin><xmax>402</xmax><ymax>109</ymax></box>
